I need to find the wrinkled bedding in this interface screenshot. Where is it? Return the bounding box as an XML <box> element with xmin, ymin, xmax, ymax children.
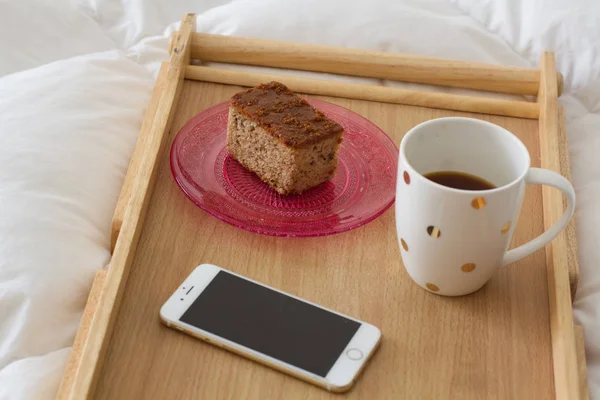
<box><xmin>1</xmin><ymin>0</ymin><xmax>599</xmax><ymax>398</ymax></box>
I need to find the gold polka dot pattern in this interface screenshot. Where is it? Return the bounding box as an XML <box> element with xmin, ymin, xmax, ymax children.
<box><xmin>471</xmin><ymin>197</ymin><xmax>486</xmax><ymax>209</ymax></box>
<box><xmin>401</xmin><ymin>238</ymin><xmax>409</xmax><ymax>251</ymax></box>
<box><xmin>426</xmin><ymin>283</ymin><xmax>440</xmax><ymax>292</ymax></box>
<box><xmin>427</xmin><ymin>226</ymin><xmax>441</xmax><ymax>238</ymax></box>
<box><xmin>461</xmin><ymin>263</ymin><xmax>476</xmax><ymax>272</ymax></box>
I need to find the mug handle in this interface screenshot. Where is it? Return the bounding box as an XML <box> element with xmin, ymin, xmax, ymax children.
<box><xmin>502</xmin><ymin>168</ymin><xmax>576</xmax><ymax>266</ymax></box>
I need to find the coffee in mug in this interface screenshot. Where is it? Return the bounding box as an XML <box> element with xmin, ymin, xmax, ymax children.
<box><xmin>423</xmin><ymin>171</ymin><xmax>496</xmax><ymax>191</ymax></box>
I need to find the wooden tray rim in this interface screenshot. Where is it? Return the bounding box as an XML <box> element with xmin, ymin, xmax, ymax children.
<box><xmin>56</xmin><ymin>13</ymin><xmax>588</xmax><ymax>400</ymax></box>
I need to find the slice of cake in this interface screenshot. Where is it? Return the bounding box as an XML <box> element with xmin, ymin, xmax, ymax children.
<box><xmin>227</xmin><ymin>81</ymin><xmax>344</xmax><ymax>195</ymax></box>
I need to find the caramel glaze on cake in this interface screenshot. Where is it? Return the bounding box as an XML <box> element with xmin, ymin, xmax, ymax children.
<box><xmin>227</xmin><ymin>81</ymin><xmax>344</xmax><ymax>195</ymax></box>
<box><xmin>230</xmin><ymin>81</ymin><xmax>343</xmax><ymax>147</ymax></box>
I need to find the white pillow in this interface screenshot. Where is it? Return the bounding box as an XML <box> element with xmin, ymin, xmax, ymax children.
<box><xmin>0</xmin><ymin>0</ymin><xmax>116</xmax><ymax>77</ymax></box>
<box><xmin>80</xmin><ymin>0</ymin><xmax>231</xmax><ymax>50</ymax></box>
<box><xmin>452</xmin><ymin>0</ymin><xmax>600</xmax><ymax>105</ymax></box>
<box><xmin>0</xmin><ymin>50</ymin><xmax>152</xmax><ymax>399</ymax></box>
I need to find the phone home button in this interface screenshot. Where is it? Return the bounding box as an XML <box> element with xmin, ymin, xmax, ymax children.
<box><xmin>346</xmin><ymin>348</ymin><xmax>364</xmax><ymax>360</ymax></box>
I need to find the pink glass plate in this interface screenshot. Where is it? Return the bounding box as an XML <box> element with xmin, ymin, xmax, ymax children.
<box><xmin>170</xmin><ymin>98</ymin><xmax>398</xmax><ymax>237</ymax></box>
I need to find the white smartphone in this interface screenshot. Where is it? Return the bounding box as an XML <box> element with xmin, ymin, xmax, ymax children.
<box><xmin>160</xmin><ymin>264</ymin><xmax>381</xmax><ymax>392</ymax></box>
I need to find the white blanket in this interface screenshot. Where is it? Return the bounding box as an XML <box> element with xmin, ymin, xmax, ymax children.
<box><xmin>1</xmin><ymin>0</ymin><xmax>599</xmax><ymax>398</ymax></box>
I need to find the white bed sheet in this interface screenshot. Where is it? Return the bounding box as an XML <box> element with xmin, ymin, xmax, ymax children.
<box><xmin>1</xmin><ymin>0</ymin><xmax>599</xmax><ymax>398</ymax></box>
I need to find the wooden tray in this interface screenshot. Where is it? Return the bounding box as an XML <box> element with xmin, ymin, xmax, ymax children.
<box><xmin>57</xmin><ymin>14</ymin><xmax>589</xmax><ymax>399</ymax></box>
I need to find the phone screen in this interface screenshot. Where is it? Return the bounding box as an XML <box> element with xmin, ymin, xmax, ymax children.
<box><xmin>180</xmin><ymin>271</ymin><xmax>361</xmax><ymax>377</ymax></box>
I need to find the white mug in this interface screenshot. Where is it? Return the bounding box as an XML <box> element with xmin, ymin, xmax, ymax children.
<box><xmin>395</xmin><ymin>117</ymin><xmax>575</xmax><ymax>296</ymax></box>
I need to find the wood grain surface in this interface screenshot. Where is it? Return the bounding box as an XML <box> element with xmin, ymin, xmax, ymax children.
<box><xmin>538</xmin><ymin>52</ymin><xmax>580</xmax><ymax>400</ymax></box>
<box><xmin>56</xmin><ymin>270</ymin><xmax>106</xmax><ymax>400</ymax></box>
<box><xmin>189</xmin><ymin>33</ymin><xmax>564</xmax><ymax>96</ymax></box>
<box><xmin>575</xmin><ymin>325</ymin><xmax>591</xmax><ymax>400</ymax></box>
<box><xmin>111</xmin><ymin>63</ymin><xmax>169</xmax><ymax>252</ymax></box>
<box><xmin>185</xmin><ymin>65</ymin><xmax>540</xmax><ymax>119</ymax></box>
<box><xmin>65</xmin><ymin>14</ymin><xmax>196</xmax><ymax>399</ymax></box>
<box><xmin>557</xmin><ymin>105</ymin><xmax>580</xmax><ymax>298</ymax></box>
<box><xmin>91</xmin><ymin>81</ymin><xmax>555</xmax><ymax>399</ymax></box>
